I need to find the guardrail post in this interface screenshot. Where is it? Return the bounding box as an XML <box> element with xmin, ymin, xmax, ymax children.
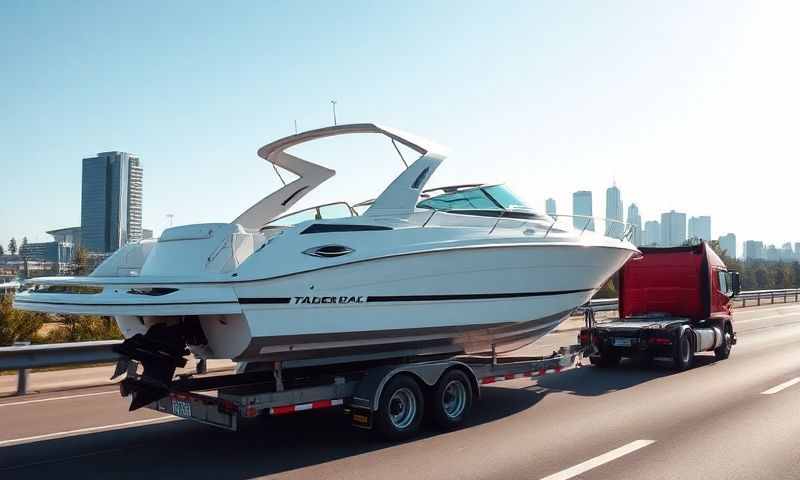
<box><xmin>757</xmin><ymin>294</ymin><xmax>761</xmax><ymax>306</ymax></box>
<box><xmin>12</xmin><ymin>341</ymin><xmax>31</xmax><ymax>395</ymax></box>
<box><xmin>785</xmin><ymin>291</ymin><xmax>788</xmax><ymax>303</ymax></box>
<box><xmin>771</xmin><ymin>292</ymin><xmax>775</xmax><ymax>304</ymax></box>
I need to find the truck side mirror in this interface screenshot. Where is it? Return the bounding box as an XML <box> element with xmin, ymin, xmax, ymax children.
<box><xmin>730</xmin><ymin>271</ymin><xmax>741</xmax><ymax>297</ymax></box>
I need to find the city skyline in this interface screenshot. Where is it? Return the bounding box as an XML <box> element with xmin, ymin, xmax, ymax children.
<box><xmin>1</xmin><ymin>2</ymin><xmax>798</xmax><ymax>250</ymax></box>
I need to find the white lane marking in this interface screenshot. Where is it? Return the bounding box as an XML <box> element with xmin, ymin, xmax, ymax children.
<box><xmin>539</xmin><ymin>440</ymin><xmax>656</xmax><ymax>480</ymax></box>
<box><xmin>761</xmin><ymin>377</ymin><xmax>800</xmax><ymax>395</ymax></box>
<box><xmin>0</xmin><ymin>416</ymin><xmax>177</xmax><ymax>447</ymax></box>
<box><xmin>0</xmin><ymin>390</ymin><xmax>117</xmax><ymax>407</ymax></box>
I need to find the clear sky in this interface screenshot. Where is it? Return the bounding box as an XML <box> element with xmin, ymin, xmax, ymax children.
<box><xmin>1</xmin><ymin>1</ymin><xmax>797</xmax><ymax>254</ymax></box>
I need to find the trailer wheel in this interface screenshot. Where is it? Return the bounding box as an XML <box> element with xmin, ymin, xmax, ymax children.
<box><xmin>375</xmin><ymin>374</ymin><xmax>425</xmax><ymax>441</ymax></box>
<box><xmin>714</xmin><ymin>324</ymin><xmax>733</xmax><ymax>360</ymax></box>
<box><xmin>673</xmin><ymin>331</ymin><xmax>694</xmax><ymax>371</ymax></box>
<box><xmin>431</xmin><ymin>369</ymin><xmax>473</xmax><ymax>430</ymax></box>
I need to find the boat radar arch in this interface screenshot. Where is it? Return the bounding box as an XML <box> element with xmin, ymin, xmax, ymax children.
<box><xmin>233</xmin><ymin>123</ymin><xmax>448</xmax><ymax>230</ymax></box>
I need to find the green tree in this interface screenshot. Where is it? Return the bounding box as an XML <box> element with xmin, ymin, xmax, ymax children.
<box><xmin>0</xmin><ymin>294</ymin><xmax>46</xmax><ymax>346</ymax></box>
<box><xmin>72</xmin><ymin>247</ymin><xmax>91</xmax><ymax>276</ymax></box>
<box><xmin>754</xmin><ymin>267</ymin><xmax>770</xmax><ymax>289</ymax></box>
<box><xmin>0</xmin><ymin>244</ymin><xmax>4</xmax><ymax>255</ymax></box>
<box><xmin>8</xmin><ymin>238</ymin><xmax>17</xmax><ymax>256</ymax></box>
<box><xmin>44</xmin><ymin>315</ymin><xmax>122</xmax><ymax>343</ymax></box>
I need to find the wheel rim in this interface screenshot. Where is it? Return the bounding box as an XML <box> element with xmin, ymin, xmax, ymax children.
<box><xmin>388</xmin><ymin>387</ymin><xmax>417</xmax><ymax>430</ymax></box>
<box><xmin>682</xmin><ymin>336</ymin><xmax>691</xmax><ymax>363</ymax></box>
<box><xmin>442</xmin><ymin>380</ymin><xmax>467</xmax><ymax>419</ymax></box>
<box><xmin>724</xmin><ymin>332</ymin><xmax>732</xmax><ymax>353</ymax></box>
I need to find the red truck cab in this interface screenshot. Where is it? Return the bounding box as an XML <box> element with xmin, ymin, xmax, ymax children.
<box><xmin>584</xmin><ymin>242</ymin><xmax>740</xmax><ymax>370</ymax></box>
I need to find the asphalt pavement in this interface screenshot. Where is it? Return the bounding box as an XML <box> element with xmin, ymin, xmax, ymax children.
<box><xmin>1</xmin><ymin>303</ymin><xmax>799</xmax><ymax>480</ymax></box>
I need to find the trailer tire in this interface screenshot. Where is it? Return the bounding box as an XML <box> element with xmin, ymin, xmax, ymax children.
<box><xmin>375</xmin><ymin>374</ymin><xmax>425</xmax><ymax>441</ymax></box>
<box><xmin>673</xmin><ymin>331</ymin><xmax>694</xmax><ymax>371</ymax></box>
<box><xmin>714</xmin><ymin>324</ymin><xmax>733</xmax><ymax>360</ymax></box>
<box><xmin>431</xmin><ymin>369</ymin><xmax>473</xmax><ymax>430</ymax></box>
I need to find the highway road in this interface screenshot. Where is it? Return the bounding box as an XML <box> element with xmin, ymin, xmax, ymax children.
<box><xmin>2</xmin><ymin>303</ymin><xmax>800</xmax><ymax>479</ymax></box>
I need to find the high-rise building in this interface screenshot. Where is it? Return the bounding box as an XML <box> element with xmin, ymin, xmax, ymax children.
<box><xmin>643</xmin><ymin>220</ymin><xmax>660</xmax><ymax>246</ymax></box>
<box><xmin>779</xmin><ymin>243</ymin><xmax>795</xmax><ymax>262</ymax></box>
<box><xmin>572</xmin><ymin>191</ymin><xmax>594</xmax><ymax>231</ymax></box>
<box><xmin>795</xmin><ymin>243</ymin><xmax>800</xmax><ymax>261</ymax></box>
<box><xmin>626</xmin><ymin>203</ymin><xmax>642</xmax><ymax>246</ymax></box>
<box><xmin>718</xmin><ymin>233</ymin><xmax>737</xmax><ymax>259</ymax></box>
<box><xmin>660</xmin><ymin>210</ymin><xmax>687</xmax><ymax>247</ymax></box>
<box><xmin>605</xmin><ymin>184</ymin><xmax>624</xmax><ymax>238</ymax></box>
<box><xmin>688</xmin><ymin>216</ymin><xmax>712</xmax><ymax>241</ymax></box>
<box><xmin>545</xmin><ymin>198</ymin><xmax>556</xmax><ymax>216</ymax></box>
<box><xmin>81</xmin><ymin>151</ymin><xmax>143</xmax><ymax>253</ymax></box>
<box><xmin>743</xmin><ymin>240</ymin><xmax>764</xmax><ymax>261</ymax></box>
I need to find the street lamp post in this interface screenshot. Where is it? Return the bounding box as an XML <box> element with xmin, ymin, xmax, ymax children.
<box><xmin>331</xmin><ymin>100</ymin><xmax>337</xmax><ymax>125</ymax></box>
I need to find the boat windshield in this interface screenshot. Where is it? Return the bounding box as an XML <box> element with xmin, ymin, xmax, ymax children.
<box><xmin>262</xmin><ymin>202</ymin><xmax>356</xmax><ymax>229</ymax></box>
<box><xmin>417</xmin><ymin>185</ymin><xmax>530</xmax><ymax>212</ymax></box>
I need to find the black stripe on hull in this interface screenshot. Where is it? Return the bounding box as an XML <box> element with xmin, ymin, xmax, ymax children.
<box><xmin>239</xmin><ymin>288</ymin><xmax>594</xmax><ymax>305</ymax></box>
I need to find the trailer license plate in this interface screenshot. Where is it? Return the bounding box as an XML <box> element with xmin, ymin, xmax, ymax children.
<box><xmin>613</xmin><ymin>338</ymin><xmax>633</xmax><ymax>347</ymax></box>
<box><xmin>172</xmin><ymin>399</ymin><xmax>192</xmax><ymax>418</ymax></box>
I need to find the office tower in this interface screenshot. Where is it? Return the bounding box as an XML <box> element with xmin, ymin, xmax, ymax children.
<box><xmin>545</xmin><ymin>198</ymin><xmax>556</xmax><ymax>216</ymax></box>
<box><xmin>660</xmin><ymin>210</ymin><xmax>687</xmax><ymax>247</ymax></box>
<box><xmin>572</xmin><ymin>191</ymin><xmax>594</xmax><ymax>231</ymax></box>
<box><xmin>81</xmin><ymin>151</ymin><xmax>143</xmax><ymax>253</ymax></box>
<box><xmin>718</xmin><ymin>233</ymin><xmax>737</xmax><ymax>259</ymax></box>
<box><xmin>688</xmin><ymin>216</ymin><xmax>712</xmax><ymax>241</ymax></box>
<box><xmin>643</xmin><ymin>220</ymin><xmax>660</xmax><ymax>246</ymax></box>
<box><xmin>743</xmin><ymin>240</ymin><xmax>764</xmax><ymax>261</ymax></box>
<box><xmin>605</xmin><ymin>184</ymin><xmax>623</xmax><ymax>238</ymax></box>
<box><xmin>626</xmin><ymin>203</ymin><xmax>642</xmax><ymax>246</ymax></box>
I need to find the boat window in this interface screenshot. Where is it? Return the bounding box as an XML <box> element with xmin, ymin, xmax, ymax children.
<box><xmin>482</xmin><ymin>185</ymin><xmax>530</xmax><ymax>210</ymax></box>
<box><xmin>264</xmin><ymin>202</ymin><xmax>356</xmax><ymax>228</ymax></box>
<box><xmin>319</xmin><ymin>203</ymin><xmax>354</xmax><ymax>220</ymax></box>
<box><xmin>417</xmin><ymin>188</ymin><xmax>500</xmax><ymax>211</ymax></box>
<box><xmin>417</xmin><ymin>185</ymin><xmax>531</xmax><ymax>212</ymax></box>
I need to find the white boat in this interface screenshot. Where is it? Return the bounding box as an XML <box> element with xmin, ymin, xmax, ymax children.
<box><xmin>14</xmin><ymin>124</ymin><xmax>637</xmax><ymax>403</ymax></box>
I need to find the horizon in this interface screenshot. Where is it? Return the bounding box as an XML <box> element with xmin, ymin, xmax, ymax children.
<box><xmin>1</xmin><ymin>1</ymin><xmax>797</xmax><ymax>253</ymax></box>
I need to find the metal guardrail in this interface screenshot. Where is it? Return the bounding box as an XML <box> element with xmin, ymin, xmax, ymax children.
<box><xmin>1</xmin><ymin>288</ymin><xmax>799</xmax><ymax>396</ymax></box>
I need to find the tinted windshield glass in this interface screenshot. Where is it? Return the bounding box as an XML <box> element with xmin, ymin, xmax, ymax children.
<box><xmin>483</xmin><ymin>185</ymin><xmax>529</xmax><ymax>210</ymax></box>
<box><xmin>417</xmin><ymin>188</ymin><xmax>500</xmax><ymax>211</ymax></box>
<box><xmin>417</xmin><ymin>185</ymin><xmax>530</xmax><ymax>211</ymax></box>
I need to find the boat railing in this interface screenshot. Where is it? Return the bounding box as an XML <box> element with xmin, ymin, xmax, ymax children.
<box><xmin>419</xmin><ymin>209</ymin><xmax>638</xmax><ymax>242</ymax></box>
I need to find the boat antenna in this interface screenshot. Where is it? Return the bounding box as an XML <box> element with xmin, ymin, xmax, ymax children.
<box><xmin>391</xmin><ymin>138</ymin><xmax>409</xmax><ymax>168</ymax></box>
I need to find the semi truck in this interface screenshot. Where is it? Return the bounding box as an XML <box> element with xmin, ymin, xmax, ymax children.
<box><xmin>580</xmin><ymin>242</ymin><xmax>740</xmax><ymax>370</ymax></box>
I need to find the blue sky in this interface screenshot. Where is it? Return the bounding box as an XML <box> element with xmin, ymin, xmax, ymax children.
<box><xmin>1</xmin><ymin>1</ymin><xmax>797</xmax><ymax>252</ymax></box>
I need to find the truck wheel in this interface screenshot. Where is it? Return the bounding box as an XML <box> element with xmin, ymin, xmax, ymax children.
<box><xmin>591</xmin><ymin>350</ymin><xmax>620</xmax><ymax>368</ymax></box>
<box><xmin>431</xmin><ymin>369</ymin><xmax>473</xmax><ymax>430</ymax></box>
<box><xmin>714</xmin><ymin>325</ymin><xmax>733</xmax><ymax>360</ymax></box>
<box><xmin>375</xmin><ymin>374</ymin><xmax>425</xmax><ymax>441</ymax></box>
<box><xmin>673</xmin><ymin>331</ymin><xmax>694</xmax><ymax>371</ymax></box>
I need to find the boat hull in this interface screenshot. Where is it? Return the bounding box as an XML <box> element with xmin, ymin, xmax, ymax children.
<box><xmin>206</xmin><ymin>244</ymin><xmax>631</xmax><ymax>363</ymax></box>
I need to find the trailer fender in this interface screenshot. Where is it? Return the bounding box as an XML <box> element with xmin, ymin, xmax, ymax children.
<box><xmin>351</xmin><ymin>361</ymin><xmax>479</xmax><ymax>411</ymax></box>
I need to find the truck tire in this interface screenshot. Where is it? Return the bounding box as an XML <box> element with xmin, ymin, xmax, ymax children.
<box><xmin>590</xmin><ymin>350</ymin><xmax>620</xmax><ymax>368</ymax></box>
<box><xmin>430</xmin><ymin>369</ymin><xmax>473</xmax><ymax>430</ymax></box>
<box><xmin>375</xmin><ymin>374</ymin><xmax>425</xmax><ymax>441</ymax></box>
<box><xmin>714</xmin><ymin>324</ymin><xmax>733</xmax><ymax>360</ymax></box>
<box><xmin>673</xmin><ymin>331</ymin><xmax>694</xmax><ymax>371</ymax></box>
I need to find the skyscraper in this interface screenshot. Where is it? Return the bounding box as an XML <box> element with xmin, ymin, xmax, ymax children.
<box><xmin>81</xmin><ymin>151</ymin><xmax>143</xmax><ymax>253</ymax></box>
<box><xmin>626</xmin><ymin>203</ymin><xmax>642</xmax><ymax>246</ymax></box>
<box><xmin>545</xmin><ymin>198</ymin><xmax>556</xmax><ymax>216</ymax></box>
<box><xmin>643</xmin><ymin>220</ymin><xmax>660</xmax><ymax>246</ymax></box>
<box><xmin>688</xmin><ymin>216</ymin><xmax>712</xmax><ymax>241</ymax></box>
<box><xmin>660</xmin><ymin>210</ymin><xmax>686</xmax><ymax>247</ymax></box>
<box><xmin>718</xmin><ymin>233</ymin><xmax>737</xmax><ymax>259</ymax></box>
<box><xmin>572</xmin><ymin>191</ymin><xmax>594</xmax><ymax>231</ymax></box>
<box><xmin>605</xmin><ymin>184</ymin><xmax>623</xmax><ymax>238</ymax></box>
<box><xmin>743</xmin><ymin>240</ymin><xmax>764</xmax><ymax>261</ymax></box>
